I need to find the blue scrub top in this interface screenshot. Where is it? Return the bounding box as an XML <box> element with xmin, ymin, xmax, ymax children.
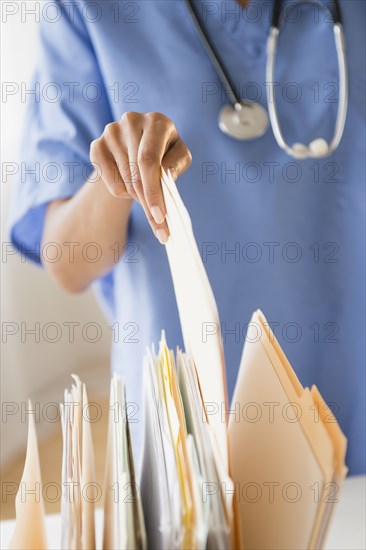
<box><xmin>9</xmin><ymin>0</ymin><xmax>365</xmax><ymax>473</ymax></box>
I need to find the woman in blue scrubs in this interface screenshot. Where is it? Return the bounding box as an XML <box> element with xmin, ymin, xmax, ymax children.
<box><xmin>9</xmin><ymin>0</ymin><xmax>365</xmax><ymax>473</ymax></box>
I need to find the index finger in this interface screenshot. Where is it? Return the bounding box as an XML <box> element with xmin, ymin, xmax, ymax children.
<box><xmin>137</xmin><ymin>115</ymin><xmax>178</xmax><ymax>224</ymax></box>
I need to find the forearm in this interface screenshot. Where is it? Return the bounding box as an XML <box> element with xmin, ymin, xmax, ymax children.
<box><xmin>42</xmin><ymin>171</ymin><xmax>132</xmax><ymax>292</ymax></box>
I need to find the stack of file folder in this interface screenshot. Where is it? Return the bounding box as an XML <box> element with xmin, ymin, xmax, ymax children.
<box><xmin>103</xmin><ymin>374</ymin><xmax>146</xmax><ymax>550</ymax></box>
<box><xmin>9</xmin><ymin>170</ymin><xmax>347</xmax><ymax>549</ymax></box>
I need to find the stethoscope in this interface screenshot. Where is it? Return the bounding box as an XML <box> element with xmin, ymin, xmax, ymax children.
<box><xmin>185</xmin><ymin>0</ymin><xmax>348</xmax><ymax>159</ymax></box>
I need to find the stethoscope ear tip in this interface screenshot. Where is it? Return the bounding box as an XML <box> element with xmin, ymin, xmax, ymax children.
<box><xmin>290</xmin><ymin>138</ymin><xmax>330</xmax><ymax>159</ymax></box>
<box><xmin>309</xmin><ymin>138</ymin><xmax>330</xmax><ymax>157</ymax></box>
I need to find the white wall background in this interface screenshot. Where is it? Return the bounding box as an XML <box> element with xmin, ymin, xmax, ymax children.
<box><xmin>1</xmin><ymin>4</ymin><xmax>110</xmax><ymax>468</ymax></box>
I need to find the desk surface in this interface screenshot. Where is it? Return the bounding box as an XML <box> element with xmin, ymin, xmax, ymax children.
<box><xmin>1</xmin><ymin>476</ymin><xmax>365</xmax><ymax>549</ymax></box>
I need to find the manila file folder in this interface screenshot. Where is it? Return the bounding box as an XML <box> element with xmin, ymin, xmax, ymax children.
<box><xmin>228</xmin><ymin>310</ymin><xmax>347</xmax><ymax>549</ymax></box>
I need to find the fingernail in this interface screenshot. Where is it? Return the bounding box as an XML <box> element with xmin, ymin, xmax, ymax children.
<box><xmin>150</xmin><ymin>206</ymin><xmax>165</xmax><ymax>224</ymax></box>
<box><xmin>112</xmin><ymin>185</ymin><xmax>123</xmax><ymax>197</ymax></box>
<box><xmin>155</xmin><ymin>228</ymin><xmax>169</xmax><ymax>245</ymax></box>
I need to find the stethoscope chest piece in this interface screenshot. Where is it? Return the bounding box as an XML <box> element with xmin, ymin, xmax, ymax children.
<box><xmin>218</xmin><ymin>101</ymin><xmax>269</xmax><ymax>140</ymax></box>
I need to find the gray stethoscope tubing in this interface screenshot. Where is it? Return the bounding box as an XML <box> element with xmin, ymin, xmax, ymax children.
<box><xmin>185</xmin><ymin>0</ymin><xmax>348</xmax><ymax>159</ymax></box>
<box><xmin>267</xmin><ymin>0</ymin><xmax>348</xmax><ymax>159</ymax></box>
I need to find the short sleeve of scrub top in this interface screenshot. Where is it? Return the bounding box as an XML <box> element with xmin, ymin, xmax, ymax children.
<box><xmin>8</xmin><ymin>1</ymin><xmax>113</xmax><ymax>271</ymax></box>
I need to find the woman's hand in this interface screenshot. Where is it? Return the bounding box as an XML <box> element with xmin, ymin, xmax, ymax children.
<box><xmin>90</xmin><ymin>112</ymin><xmax>192</xmax><ymax>244</ymax></box>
